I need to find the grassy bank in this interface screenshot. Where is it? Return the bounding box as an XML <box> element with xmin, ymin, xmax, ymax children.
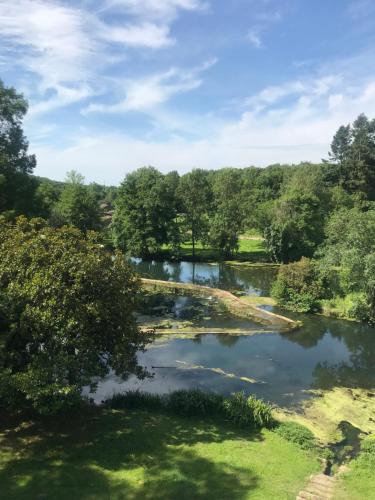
<box><xmin>334</xmin><ymin>436</ymin><xmax>375</xmax><ymax>499</ymax></box>
<box><xmin>159</xmin><ymin>236</ymin><xmax>268</xmax><ymax>262</ymax></box>
<box><xmin>0</xmin><ymin>407</ymin><xmax>321</xmax><ymax>500</ymax></box>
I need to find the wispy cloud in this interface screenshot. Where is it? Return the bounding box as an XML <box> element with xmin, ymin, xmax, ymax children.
<box><xmin>34</xmin><ymin>75</ymin><xmax>375</xmax><ymax>183</ymax></box>
<box><xmin>246</xmin><ymin>4</ymin><xmax>283</xmax><ymax>49</ymax></box>
<box><xmin>0</xmin><ymin>0</ymin><xmax>209</xmax><ymax>114</ymax></box>
<box><xmin>104</xmin><ymin>0</ymin><xmax>208</xmax><ymax>21</ymax></box>
<box><xmin>84</xmin><ymin>58</ymin><xmax>217</xmax><ymax>114</ymax></box>
<box><xmin>247</xmin><ymin>29</ymin><xmax>263</xmax><ymax>49</ymax></box>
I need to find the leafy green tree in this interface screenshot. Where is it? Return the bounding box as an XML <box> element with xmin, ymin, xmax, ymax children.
<box><xmin>178</xmin><ymin>169</ymin><xmax>212</xmax><ymax>258</ymax></box>
<box><xmin>272</xmin><ymin>257</ymin><xmax>325</xmax><ymax>312</ymax></box>
<box><xmin>0</xmin><ymin>80</ymin><xmax>37</xmax><ymax>215</ymax></box>
<box><xmin>209</xmin><ymin>168</ymin><xmax>244</xmax><ymax>256</ymax></box>
<box><xmin>327</xmin><ymin>114</ymin><xmax>375</xmax><ymax>200</ymax></box>
<box><xmin>53</xmin><ymin>170</ymin><xmax>101</xmax><ymax>231</ymax></box>
<box><xmin>0</xmin><ymin>217</ymin><xmax>150</xmax><ymax>414</ymax></box>
<box><xmin>113</xmin><ymin>167</ymin><xmax>177</xmax><ymax>257</ymax></box>
<box><xmin>264</xmin><ymin>165</ymin><xmax>329</xmax><ymax>262</ymax></box>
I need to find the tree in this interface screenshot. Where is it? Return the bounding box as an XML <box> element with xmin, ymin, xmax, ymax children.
<box><xmin>113</xmin><ymin>167</ymin><xmax>177</xmax><ymax>257</ymax></box>
<box><xmin>52</xmin><ymin>170</ymin><xmax>101</xmax><ymax>231</ymax></box>
<box><xmin>271</xmin><ymin>257</ymin><xmax>325</xmax><ymax>312</ymax></box>
<box><xmin>263</xmin><ymin>165</ymin><xmax>329</xmax><ymax>262</ymax></box>
<box><xmin>0</xmin><ymin>217</ymin><xmax>150</xmax><ymax>414</ymax></box>
<box><xmin>327</xmin><ymin>114</ymin><xmax>375</xmax><ymax>200</ymax></box>
<box><xmin>209</xmin><ymin>168</ymin><xmax>244</xmax><ymax>256</ymax></box>
<box><xmin>178</xmin><ymin>169</ymin><xmax>212</xmax><ymax>259</ymax></box>
<box><xmin>0</xmin><ymin>80</ymin><xmax>37</xmax><ymax>215</ymax></box>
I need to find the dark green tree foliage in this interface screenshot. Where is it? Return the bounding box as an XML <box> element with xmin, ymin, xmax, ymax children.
<box><xmin>209</xmin><ymin>168</ymin><xmax>244</xmax><ymax>256</ymax></box>
<box><xmin>113</xmin><ymin>167</ymin><xmax>178</xmax><ymax>257</ymax></box>
<box><xmin>52</xmin><ymin>171</ymin><xmax>102</xmax><ymax>231</ymax></box>
<box><xmin>0</xmin><ymin>217</ymin><xmax>149</xmax><ymax>414</ymax></box>
<box><xmin>319</xmin><ymin>207</ymin><xmax>375</xmax><ymax>322</ymax></box>
<box><xmin>272</xmin><ymin>257</ymin><xmax>325</xmax><ymax>312</ymax></box>
<box><xmin>327</xmin><ymin>114</ymin><xmax>375</xmax><ymax>200</ymax></box>
<box><xmin>177</xmin><ymin>169</ymin><xmax>212</xmax><ymax>258</ymax></box>
<box><xmin>264</xmin><ymin>165</ymin><xmax>329</xmax><ymax>262</ymax></box>
<box><xmin>0</xmin><ymin>80</ymin><xmax>37</xmax><ymax>215</ymax></box>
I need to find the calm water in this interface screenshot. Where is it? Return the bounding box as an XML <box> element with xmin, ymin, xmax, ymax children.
<box><xmin>91</xmin><ymin>261</ymin><xmax>375</xmax><ymax>408</ymax></box>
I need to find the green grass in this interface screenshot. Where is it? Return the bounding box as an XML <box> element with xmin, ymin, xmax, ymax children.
<box><xmin>334</xmin><ymin>436</ymin><xmax>375</xmax><ymax>499</ymax></box>
<box><xmin>0</xmin><ymin>407</ymin><xmax>320</xmax><ymax>500</ymax></box>
<box><xmin>160</xmin><ymin>236</ymin><xmax>268</xmax><ymax>262</ymax></box>
<box><xmin>320</xmin><ymin>293</ymin><xmax>363</xmax><ymax>321</ymax></box>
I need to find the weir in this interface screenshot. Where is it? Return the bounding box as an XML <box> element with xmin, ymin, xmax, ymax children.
<box><xmin>140</xmin><ymin>278</ymin><xmax>299</xmax><ymax>331</ymax></box>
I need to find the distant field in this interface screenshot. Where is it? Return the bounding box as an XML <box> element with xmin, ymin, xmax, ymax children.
<box><xmin>161</xmin><ymin>234</ymin><xmax>268</xmax><ymax>262</ymax></box>
<box><xmin>0</xmin><ymin>408</ymin><xmax>320</xmax><ymax>500</ymax></box>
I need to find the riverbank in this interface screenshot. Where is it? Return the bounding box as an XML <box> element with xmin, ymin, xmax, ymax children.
<box><xmin>0</xmin><ymin>406</ymin><xmax>321</xmax><ymax>500</ymax></box>
<box><xmin>158</xmin><ymin>236</ymin><xmax>269</xmax><ymax>262</ymax></box>
<box><xmin>140</xmin><ymin>278</ymin><xmax>299</xmax><ymax>331</ymax></box>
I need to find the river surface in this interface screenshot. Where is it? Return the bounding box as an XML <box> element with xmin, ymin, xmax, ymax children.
<box><xmin>92</xmin><ymin>260</ymin><xmax>375</xmax><ymax>408</ymax></box>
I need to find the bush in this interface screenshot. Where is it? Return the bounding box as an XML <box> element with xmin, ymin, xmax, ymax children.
<box><xmin>223</xmin><ymin>392</ymin><xmax>274</xmax><ymax>429</ymax></box>
<box><xmin>275</xmin><ymin>422</ymin><xmax>316</xmax><ymax>450</ymax></box>
<box><xmin>272</xmin><ymin>257</ymin><xmax>325</xmax><ymax>312</ymax></box>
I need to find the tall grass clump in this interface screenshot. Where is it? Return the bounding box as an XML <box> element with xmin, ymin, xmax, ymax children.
<box><xmin>223</xmin><ymin>392</ymin><xmax>274</xmax><ymax>429</ymax></box>
<box><xmin>104</xmin><ymin>389</ymin><xmax>274</xmax><ymax>430</ymax></box>
<box><xmin>105</xmin><ymin>391</ymin><xmax>164</xmax><ymax>410</ymax></box>
<box><xmin>166</xmin><ymin>389</ymin><xmax>224</xmax><ymax>417</ymax></box>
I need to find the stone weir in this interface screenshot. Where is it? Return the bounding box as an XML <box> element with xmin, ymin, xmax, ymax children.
<box><xmin>140</xmin><ymin>278</ymin><xmax>300</xmax><ymax>332</ymax></box>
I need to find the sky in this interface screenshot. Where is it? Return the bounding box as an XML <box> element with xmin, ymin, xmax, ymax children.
<box><xmin>1</xmin><ymin>0</ymin><xmax>375</xmax><ymax>184</ymax></box>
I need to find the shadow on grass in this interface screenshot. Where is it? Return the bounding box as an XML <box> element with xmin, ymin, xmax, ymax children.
<box><xmin>0</xmin><ymin>408</ymin><xmax>262</xmax><ymax>500</ymax></box>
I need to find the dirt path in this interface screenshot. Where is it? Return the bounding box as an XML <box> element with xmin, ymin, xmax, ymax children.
<box><xmin>140</xmin><ymin>278</ymin><xmax>299</xmax><ymax>331</ymax></box>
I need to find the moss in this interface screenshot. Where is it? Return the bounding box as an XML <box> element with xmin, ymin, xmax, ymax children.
<box><xmin>275</xmin><ymin>388</ymin><xmax>375</xmax><ymax>445</ymax></box>
<box><xmin>140</xmin><ymin>278</ymin><xmax>299</xmax><ymax>331</ymax></box>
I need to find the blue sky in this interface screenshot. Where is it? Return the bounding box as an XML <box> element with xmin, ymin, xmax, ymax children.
<box><xmin>1</xmin><ymin>0</ymin><xmax>375</xmax><ymax>184</ymax></box>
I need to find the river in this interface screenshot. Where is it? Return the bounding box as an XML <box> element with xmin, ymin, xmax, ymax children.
<box><xmin>91</xmin><ymin>260</ymin><xmax>375</xmax><ymax>409</ymax></box>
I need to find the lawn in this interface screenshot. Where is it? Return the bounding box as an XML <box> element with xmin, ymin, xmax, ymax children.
<box><xmin>0</xmin><ymin>407</ymin><xmax>320</xmax><ymax>500</ymax></box>
<box><xmin>160</xmin><ymin>236</ymin><xmax>268</xmax><ymax>262</ymax></box>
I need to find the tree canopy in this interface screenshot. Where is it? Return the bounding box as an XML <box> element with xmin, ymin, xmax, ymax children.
<box><xmin>0</xmin><ymin>217</ymin><xmax>150</xmax><ymax>414</ymax></box>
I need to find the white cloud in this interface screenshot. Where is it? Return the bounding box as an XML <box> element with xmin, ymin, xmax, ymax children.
<box><xmin>98</xmin><ymin>21</ymin><xmax>174</xmax><ymax>48</ymax></box>
<box><xmin>0</xmin><ymin>0</ymin><xmax>206</xmax><ymax>114</ymax></box>
<box><xmin>104</xmin><ymin>0</ymin><xmax>208</xmax><ymax>21</ymax></box>
<box><xmin>84</xmin><ymin>58</ymin><xmax>217</xmax><ymax>114</ymax></box>
<box><xmin>247</xmin><ymin>29</ymin><xmax>263</xmax><ymax>48</ymax></box>
<box><xmin>32</xmin><ymin>78</ymin><xmax>375</xmax><ymax>184</ymax></box>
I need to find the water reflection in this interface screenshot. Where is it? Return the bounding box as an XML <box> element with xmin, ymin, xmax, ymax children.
<box><xmin>92</xmin><ymin>260</ymin><xmax>375</xmax><ymax>407</ymax></box>
<box><xmin>131</xmin><ymin>259</ymin><xmax>277</xmax><ymax>296</ymax></box>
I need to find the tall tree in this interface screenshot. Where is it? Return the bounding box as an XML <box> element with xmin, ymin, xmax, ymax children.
<box><xmin>0</xmin><ymin>80</ymin><xmax>37</xmax><ymax>215</ymax></box>
<box><xmin>113</xmin><ymin>167</ymin><xmax>177</xmax><ymax>257</ymax></box>
<box><xmin>327</xmin><ymin>114</ymin><xmax>375</xmax><ymax>200</ymax></box>
<box><xmin>209</xmin><ymin>168</ymin><xmax>244</xmax><ymax>256</ymax></box>
<box><xmin>178</xmin><ymin>169</ymin><xmax>212</xmax><ymax>259</ymax></box>
<box><xmin>53</xmin><ymin>170</ymin><xmax>101</xmax><ymax>231</ymax></box>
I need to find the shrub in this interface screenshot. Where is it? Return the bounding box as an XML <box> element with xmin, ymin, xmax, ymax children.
<box><xmin>272</xmin><ymin>257</ymin><xmax>325</xmax><ymax>312</ymax></box>
<box><xmin>167</xmin><ymin>389</ymin><xmax>225</xmax><ymax>417</ymax></box>
<box><xmin>223</xmin><ymin>392</ymin><xmax>274</xmax><ymax>429</ymax></box>
<box><xmin>275</xmin><ymin>422</ymin><xmax>316</xmax><ymax>450</ymax></box>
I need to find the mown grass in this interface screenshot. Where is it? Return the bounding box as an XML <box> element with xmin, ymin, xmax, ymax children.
<box><xmin>0</xmin><ymin>407</ymin><xmax>321</xmax><ymax>500</ymax></box>
<box><xmin>160</xmin><ymin>236</ymin><xmax>268</xmax><ymax>262</ymax></box>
